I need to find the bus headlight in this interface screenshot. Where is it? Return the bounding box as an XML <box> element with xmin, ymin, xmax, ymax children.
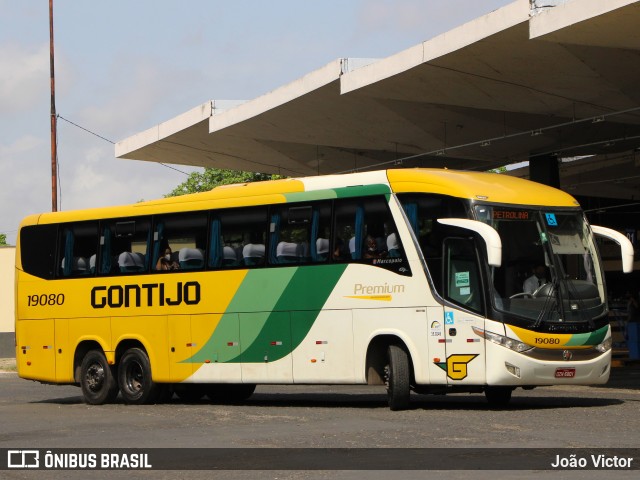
<box><xmin>595</xmin><ymin>337</ymin><xmax>612</xmax><ymax>353</ymax></box>
<box><xmin>472</xmin><ymin>327</ymin><xmax>533</xmax><ymax>353</ymax></box>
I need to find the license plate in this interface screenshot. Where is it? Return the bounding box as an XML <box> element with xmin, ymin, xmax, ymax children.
<box><xmin>555</xmin><ymin>368</ymin><xmax>576</xmax><ymax>378</ymax></box>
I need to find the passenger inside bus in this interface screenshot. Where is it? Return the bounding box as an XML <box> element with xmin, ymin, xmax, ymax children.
<box><xmin>156</xmin><ymin>246</ymin><xmax>180</xmax><ymax>271</ymax></box>
<box><xmin>333</xmin><ymin>237</ymin><xmax>348</xmax><ymax>261</ymax></box>
<box><xmin>523</xmin><ymin>264</ymin><xmax>547</xmax><ymax>295</ymax></box>
<box><xmin>363</xmin><ymin>234</ymin><xmax>386</xmax><ymax>259</ymax></box>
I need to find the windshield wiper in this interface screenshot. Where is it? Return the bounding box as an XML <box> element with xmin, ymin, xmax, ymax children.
<box><xmin>532</xmin><ymin>281</ymin><xmax>558</xmax><ymax>329</ymax></box>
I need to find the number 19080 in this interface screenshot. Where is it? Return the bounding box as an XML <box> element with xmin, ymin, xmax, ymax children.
<box><xmin>27</xmin><ymin>293</ymin><xmax>65</xmax><ymax>306</ymax></box>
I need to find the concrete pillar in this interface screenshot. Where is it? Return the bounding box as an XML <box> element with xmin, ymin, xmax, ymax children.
<box><xmin>529</xmin><ymin>154</ymin><xmax>560</xmax><ymax>188</ymax></box>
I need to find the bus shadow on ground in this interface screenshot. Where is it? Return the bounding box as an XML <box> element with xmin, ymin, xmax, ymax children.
<box><xmin>32</xmin><ymin>392</ymin><xmax>624</xmax><ymax>410</ymax></box>
<box><xmin>33</xmin><ymin>395</ymin><xmax>85</xmax><ymax>405</ymax></box>
<box><xmin>243</xmin><ymin>393</ymin><xmax>624</xmax><ymax>411</ymax></box>
<box><xmin>410</xmin><ymin>395</ymin><xmax>624</xmax><ymax>411</ymax></box>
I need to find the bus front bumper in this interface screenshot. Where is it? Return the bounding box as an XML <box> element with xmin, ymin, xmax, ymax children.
<box><xmin>484</xmin><ymin>341</ymin><xmax>612</xmax><ymax>386</ymax></box>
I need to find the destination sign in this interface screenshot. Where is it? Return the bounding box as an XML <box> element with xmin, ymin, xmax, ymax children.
<box><xmin>492</xmin><ymin>210</ymin><xmax>530</xmax><ymax>220</ymax></box>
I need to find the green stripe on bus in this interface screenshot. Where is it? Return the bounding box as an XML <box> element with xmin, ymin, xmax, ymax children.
<box><xmin>186</xmin><ymin>264</ymin><xmax>347</xmax><ymax>364</ymax></box>
<box><xmin>284</xmin><ymin>191</ymin><xmax>337</xmax><ymax>202</ymax></box>
<box><xmin>283</xmin><ymin>184</ymin><xmax>390</xmax><ymax>203</ymax></box>
<box><xmin>186</xmin><ymin>268</ymin><xmax>296</xmax><ymax>364</ymax></box>
<box><xmin>238</xmin><ymin>264</ymin><xmax>347</xmax><ymax>363</ymax></box>
<box><xmin>333</xmin><ymin>184</ymin><xmax>390</xmax><ymax>198</ymax></box>
<box><xmin>564</xmin><ymin>325</ymin><xmax>608</xmax><ymax>347</ymax></box>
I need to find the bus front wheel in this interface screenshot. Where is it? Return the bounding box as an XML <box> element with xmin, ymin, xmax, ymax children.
<box><xmin>80</xmin><ymin>350</ymin><xmax>119</xmax><ymax>405</ymax></box>
<box><xmin>118</xmin><ymin>348</ymin><xmax>160</xmax><ymax>405</ymax></box>
<box><xmin>385</xmin><ymin>344</ymin><xmax>411</xmax><ymax>411</ymax></box>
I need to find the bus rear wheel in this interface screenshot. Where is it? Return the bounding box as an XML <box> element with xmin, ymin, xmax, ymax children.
<box><xmin>80</xmin><ymin>350</ymin><xmax>119</xmax><ymax>405</ymax></box>
<box><xmin>118</xmin><ymin>348</ymin><xmax>160</xmax><ymax>405</ymax></box>
<box><xmin>385</xmin><ymin>344</ymin><xmax>411</xmax><ymax>411</ymax></box>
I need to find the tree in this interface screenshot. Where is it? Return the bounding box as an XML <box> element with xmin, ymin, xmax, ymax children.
<box><xmin>0</xmin><ymin>234</ymin><xmax>7</xmax><ymax>246</ymax></box>
<box><xmin>166</xmin><ymin>168</ymin><xmax>284</xmax><ymax>197</ymax></box>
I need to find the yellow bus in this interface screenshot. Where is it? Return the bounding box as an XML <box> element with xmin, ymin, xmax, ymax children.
<box><xmin>15</xmin><ymin>169</ymin><xmax>633</xmax><ymax>410</ymax></box>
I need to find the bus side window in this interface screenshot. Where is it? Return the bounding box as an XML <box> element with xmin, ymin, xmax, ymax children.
<box><xmin>57</xmin><ymin>221</ymin><xmax>99</xmax><ymax>277</ymax></box>
<box><xmin>334</xmin><ymin>196</ymin><xmax>406</xmax><ymax>269</ymax></box>
<box><xmin>334</xmin><ymin>201</ymin><xmax>359</xmax><ymax>261</ymax></box>
<box><xmin>211</xmin><ymin>207</ymin><xmax>268</xmax><ymax>269</ymax></box>
<box><xmin>443</xmin><ymin>237</ymin><xmax>484</xmax><ymax>315</ymax></box>
<box><xmin>152</xmin><ymin>212</ymin><xmax>207</xmax><ymax>272</ymax></box>
<box><xmin>268</xmin><ymin>202</ymin><xmax>331</xmax><ymax>265</ymax></box>
<box><xmin>269</xmin><ymin>205</ymin><xmax>308</xmax><ymax>265</ymax></box>
<box><xmin>398</xmin><ymin>194</ymin><xmax>468</xmax><ymax>294</ymax></box>
<box><xmin>99</xmin><ymin>217</ymin><xmax>152</xmax><ymax>275</ymax></box>
<box><xmin>311</xmin><ymin>202</ymin><xmax>332</xmax><ymax>263</ymax></box>
<box><xmin>331</xmin><ymin>201</ymin><xmax>356</xmax><ymax>262</ymax></box>
<box><xmin>362</xmin><ymin>199</ymin><xmax>393</xmax><ymax>260</ymax></box>
<box><xmin>20</xmin><ymin>224</ymin><xmax>58</xmax><ymax>280</ymax></box>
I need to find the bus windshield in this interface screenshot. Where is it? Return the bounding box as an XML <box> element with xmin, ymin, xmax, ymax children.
<box><xmin>474</xmin><ymin>204</ymin><xmax>606</xmax><ymax>326</ymax></box>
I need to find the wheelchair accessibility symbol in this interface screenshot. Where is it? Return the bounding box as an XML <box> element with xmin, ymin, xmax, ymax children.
<box><xmin>545</xmin><ymin>213</ymin><xmax>558</xmax><ymax>226</ymax></box>
<box><xmin>444</xmin><ymin>311</ymin><xmax>454</xmax><ymax>325</ymax></box>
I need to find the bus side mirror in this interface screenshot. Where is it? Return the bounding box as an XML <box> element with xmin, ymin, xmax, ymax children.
<box><xmin>437</xmin><ymin>218</ymin><xmax>502</xmax><ymax>267</ymax></box>
<box><xmin>592</xmin><ymin>225</ymin><xmax>634</xmax><ymax>273</ymax></box>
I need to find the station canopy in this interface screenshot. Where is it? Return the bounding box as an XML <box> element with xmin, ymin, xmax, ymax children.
<box><xmin>116</xmin><ymin>0</ymin><xmax>640</xmax><ymax>200</ymax></box>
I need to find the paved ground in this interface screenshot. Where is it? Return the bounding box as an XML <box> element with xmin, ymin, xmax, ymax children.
<box><xmin>1</xmin><ymin>357</ymin><xmax>639</xmax><ymax>479</ymax></box>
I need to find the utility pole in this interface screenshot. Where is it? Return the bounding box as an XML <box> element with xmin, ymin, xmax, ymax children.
<box><xmin>49</xmin><ymin>0</ymin><xmax>58</xmax><ymax>212</ymax></box>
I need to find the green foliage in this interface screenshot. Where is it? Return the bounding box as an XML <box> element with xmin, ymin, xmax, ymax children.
<box><xmin>166</xmin><ymin>168</ymin><xmax>284</xmax><ymax>197</ymax></box>
<box><xmin>0</xmin><ymin>234</ymin><xmax>7</xmax><ymax>246</ymax></box>
<box><xmin>488</xmin><ymin>166</ymin><xmax>508</xmax><ymax>173</ymax></box>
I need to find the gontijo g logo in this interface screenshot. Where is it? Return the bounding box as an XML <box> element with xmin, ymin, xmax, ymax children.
<box><xmin>434</xmin><ymin>354</ymin><xmax>479</xmax><ymax>380</ymax></box>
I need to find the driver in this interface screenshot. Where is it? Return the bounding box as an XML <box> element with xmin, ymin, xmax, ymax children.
<box><xmin>523</xmin><ymin>264</ymin><xmax>547</xmax><ymax>295</ymax></box>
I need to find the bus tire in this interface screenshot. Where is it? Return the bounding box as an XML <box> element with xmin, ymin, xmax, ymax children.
<box><xmin>80</xmin><ymin>350</ymin><xmax>119</xmax><ymax>405</ymax></box>
<box><xmin>385</xmin><ymin>344</ymin><xmax>411</xmax><ymax>411</ymax></box>
<box><xmin>485</xmin><ymin>386</ymin><xmax>513</xmax><ymax>407</ymax></box>
<box><xmin>118</xmin><ymin>347</ymin><xmax>160</xmax><ymax>405</ymax></box>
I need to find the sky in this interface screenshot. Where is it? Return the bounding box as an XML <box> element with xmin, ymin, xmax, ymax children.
<box><xmin>0</xmin><ymin>0</ymin><xmax>514</xmax><ymax>245</ymax></box>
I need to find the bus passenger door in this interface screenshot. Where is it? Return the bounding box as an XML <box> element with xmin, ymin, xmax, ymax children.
<box><xmin>441</xmin><ymin>237</ymin><xmax>486</xmax><ymax>385</ymax></box>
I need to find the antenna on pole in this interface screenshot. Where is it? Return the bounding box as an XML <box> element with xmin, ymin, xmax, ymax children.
<box><xmin>49</xmin><ymin>0</ymin><xmax>58</xmax><ymax>212</ymax></box>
